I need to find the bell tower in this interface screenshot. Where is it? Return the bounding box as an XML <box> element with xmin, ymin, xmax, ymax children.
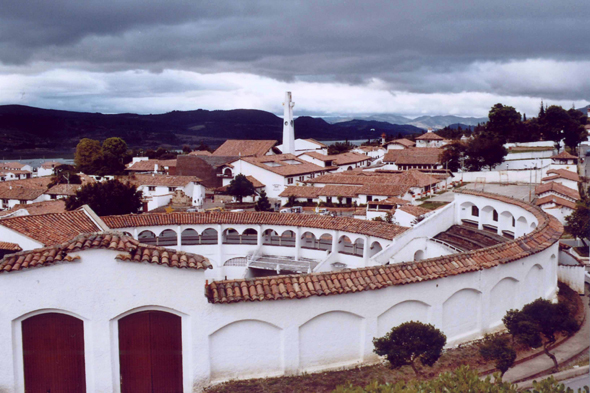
<box><xmin>282</xmin><ymin>92</ymin><xmax>295</xmax><ymax>155</ymax></box>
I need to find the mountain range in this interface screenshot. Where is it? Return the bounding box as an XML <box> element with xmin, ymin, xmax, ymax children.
<box><xmin>321</xmin><ymin>114</ymin><xmax>488</xmax><ymax>129</ymax></box>
<box><xmin>0</xmin><ymin>105</ymin><xmax>487</xmax><ymax>154</ymax></box>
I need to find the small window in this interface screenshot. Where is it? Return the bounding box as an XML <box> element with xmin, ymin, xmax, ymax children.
<box><xmin>512</xmin><ymin>217</ymin><xmax>516</xmax><ymax>227</ymax></box>
<box><xmin>287</xmin><ymin>177</ymin><xmax>294</xmax><ymax>184</ymax></box>
<box><xmin>50</xmin><ymin>194</ymin><xmax>57</xmax><ymax>200</ymax></box>
<box><xmin>298</xmin><ymin>176</ymin><xmax>304</xmax><ymax>182</ymax></box>
<box><xmin>307</xmin><ymin>198</ymin><xmax>312</xmax><ymax>203</ymax></box>
<box><xmin>20</xmin><ymin>200</ymin><xmax>26</xmax><ymax>204</ymax></box>
<box><xmin>367</xmin><ymin>196</ymin><xmax>373</xmax><ymax>202</ymax></box>
<box><xmin>493</xmin><ymin>210</ymin><xmax>498</xmax><ymax>222</ymax></box>
<box><xmin>471</xmin><ymin>206</ymin><xmax>479</xmax><ymax>217</ymax></box>
<box><xmin>148</xmin><ymin>186</ymin><xmax>156</xmax><ymax>191</ymax></box>
<box><xmin>168</xmin><ymin>187</ymin><xmax>175</xmax><ymax>192</ymax></box>
<box><xmin>2</xmin><ymin>199</ymin><xmax>8</xmax><ymax>204</ymax></box>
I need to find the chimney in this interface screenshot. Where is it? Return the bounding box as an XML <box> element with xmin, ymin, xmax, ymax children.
<box><xmin>381</xmin><ymin>133</ymin><xmax>386</xmax><ymax>146</ymax></box>
<box><xmin>154</xmin><ymin>163</ymin><xmax>158</xmax><ymax>173</ymax></box>
<box><xmin>282</xmin><ymin>92</ymin><xmax>295</xmax><ymax>155</ymax></box>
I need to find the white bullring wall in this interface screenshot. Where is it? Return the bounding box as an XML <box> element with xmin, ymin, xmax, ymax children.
<box><xmin>0</xmin><ymin>192</ymin><xmax>560</xmax><ymax>392</ymax></box>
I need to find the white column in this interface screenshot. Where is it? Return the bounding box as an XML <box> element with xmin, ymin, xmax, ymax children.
<box><xmin>362</xmin><ymin>236</ymin><xmax>370</xmax><ymax>266</ymax></box>
<box><xmin>332</xmin><ymin>230</ymin><xmax>339</xmax><ymax>254</ymax></box>
<box><xmin>257</xmin><ymin>225</ymin><xmax>262</xmax><ymax>246</ymax></box>
<box><xmin>177</xmin><ymin>225</ymin><xmax>182</xmax><ymax>250</ymax></box>
<box><xmin>216</xmin><ymin>224</ymin><xmax>224</xmax><ymax>279</ymax></box>
<box><xmin>295</xmin><ymin>227</ymin><xmax>301</xmax><ymax>260</ymax></box>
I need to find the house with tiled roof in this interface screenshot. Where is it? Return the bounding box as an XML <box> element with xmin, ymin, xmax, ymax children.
<box><xmin>550</xmin><ymin>150</ymin><xmax>578</xmax><ymax>165</ymax></box>
<box><xmin>382</xmin><ymin>147</ymin><xmax>443</xmax><ymax>170</ymax></box>
<box><xmin>383</xmin><ymin>138</ymin><xmax>415</xmax><ymax>150</ymax></box>
<box><xmin>0</xmin><ymin>162</ymin><xmax>33</xmax><ymax>181</ymax></box>
<box><xmin>37</xmin><ymin>161</ymin><xmax>63</xmax><ymax>177</ymax></box>
<box><xmin>0</xmin><ymin>200</ymin><xmax>66</xmax><ymax>219</ymax></box>
<box><xmin>535</xmin><ymin>180</ymin><xmax>580</xmax><ymax>224</ymax></box>
<box><xmin>299</xmin><ymin>151</ymin><xmax>371</xmax><ymax>172</ymax></box>
<box><xmin>541</xmin><ymin>169</ymin><xmax>580</xmax><ymax>191</ymax></box>
<box><xmin>125</xmin><ymin>158</ymin><xmax>177</xmax><ymax>175</ymax></box>
<box><xmin>535</xmin><ymin>181</ymin><xmax>580</xmax><ymax>203</ymax></box>
<box><xmin>44</xmin><ymin>183</ymin><xmax>82</xmax><ymax>200</ymax></box>
<box><xmin>128</xmin><ymin>174</ymin><xmax>206</xmax><ymax>211</ymax></box>
<box><xmin>224</xmin><ymin>154</ymin><xmax>336</xmax><ymax>199</ymax></box>
<box><xmin>212</xmin><ymin>140</ymin><xmax>277</xmax><ymax>157</ymax></box>
<box><xmin>415</xmin><ymin>130</ymin><xmax>448</xmax><ymax>148</ymax></box>
<box><xmin>175</xmin><ymin>155</ymin><xmax>238</xmax><ymax>191</ymax></box>
<box><xmin>0</xmin><ymin>185</ymin><xmax>45</xmax><ymax>210</ymax></box>
<box><xmin>352</xmin><ymin>145</ymin><xmax>386</xmax><ymax>159</ymax></box>
<box><xmin>0</xmin><ymin>186</ymin><xmax>564</xmax><ymax>390</ymax></box>
<box><xmin>276</xmin><ymin>138</ymin><xmax>328</xmax><ymax>155</ymax></box>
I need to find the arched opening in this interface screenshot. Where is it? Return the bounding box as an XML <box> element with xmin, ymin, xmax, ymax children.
<box><xmin>319</xmin><ymin>233</ymin><xmax>333</xmax><ymax>252</ymax></box>
<box><xmin>370</xmin><ymin>241</ymin><xmax>383</xmax><ymax>257</ymax></box>
<box><xmin>118</xmin><ymin>310</ymin><xmax>182</xmax><ymax>393</ymax></box>
<box><xmin>414</xmin><ymin>250</ymin><xmax>425</xmax><ymax>261</ymax></box>
<box><xmin>481</xmin><ymin>206</ymin><xmax>498</xmax><ymax>233</ymax></box>
<box><xmin>499</xmin><ymin>211</ymin><xmax>515</xmax><ymax>239</ymax></box>
<box><xmin>224</xmin><ymin>257</ymin><xmax>248</xmax><ymax>266</ymax></box>
<box><xmin>530</xmin><ymin>222</ymin><xmax>537</xmax><ymax>230</ymax></box>
<box><xmin>138</xmin><ymin>230</ymin><xmax>157</xmax><ymax>245</ymax></box>
<box><xmin>459</xmin><ymin>202</ymin><xmax>478</xmax><ymax>228</ymax></box>
<box><xmin>301</xmin><ymin>232</ymin><xmax>317</xmax><ymax>249</ymax></box>
<box><xmin>347</xmin><ymin>166</ymin><xmax>353</xmax><ymax>171</ymax></box>
<box><xmin>223</xmin><ymin>168</ymin><xmax>232</xmax><ymax>177</ymax></box>
<box><xmin>262</xmin><ymin>229</ymin><xmax>280</xmax><ymax>246</ymax></box>
<box><xmin>338</xmin><ymin>235</ymin><xmax>353</xmax><ymax>254</ymax></box>
<box><xmin>122</xmin><ymin>231</ymin><xmax>133</xmax><ymax>237</ymax></box>
<box><xmin>200</xmin><ymin>228</ymin><xmax>218</xmax><ymax>244</ymax></box>
<box><xmin>280</xmin><ymin>230</ymin><xmax>296</xmax><ymax>247</ymax></box>
<box><xmin>181</xmin><ymin>228</ymin><xmax>199</xmax><ymax>245</ymax></box>
<box><xmin>22</xmin><ymin>312</ymin><xmax>86</xmax><ymax>392</ymax></box>
<box><xmin>516</xmin><ymin>216</ymin><xmax>528</xmax><ymax>237</ymax></box>
<box><xmin>242</xmin><ymin>228</ymin><xmax>258</xmax><ymax>245</ymax></box>
<box><xmin>223</xmin><ymin>228</ymin><xmax>240</xmax><ymax>244</ymax></box>
<box><xmin>157</xmin><ymin>229</ymin><xmax>177</xmax><ymax>246</ymax></box>
<box><xmin>353</xmin><ymin>238</ymin><xmax>364</xmax><ymax>257</ymax></box>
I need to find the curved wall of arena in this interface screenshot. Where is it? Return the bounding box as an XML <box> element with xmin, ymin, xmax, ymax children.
<box><xmin>0</xmin><ymin>191</ymin><xmax>562</xmax><ymax>391</ymax></box>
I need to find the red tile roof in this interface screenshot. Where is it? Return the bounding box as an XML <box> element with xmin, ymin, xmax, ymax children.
<box><xmin>102</xmin><ymin>212</ymin><xmax>408</xmax><ymax>240</ymax></box>
<box><xmin>550</xmin><ymin>150</ymin><xmax>577</xmax><ymax>160</ymax></box>
<box><xmin>385</xmin><ymin>138</ymin><xmax>415</xmax><ymax>147</ymax></box>
<box><xmin>543</xmin><ymin>169</ymin><xmax>580</xmax><ymax>182</ymax></box>
<box><xmin>0</xmin><ymin>232</ymin><xmax>211</xmax><ymax>273</ymax></box>
<box><xmin>125</xmin><ymin>159</ymin><xmax>177</xmax><ymax>172</ymax></box>
<box><xmin>399</xmin><ymin>205</ymin><xmax>431</xmax><ymax>217</ymax></box>
<box><xmin>205</xmin><ymin>190</ymin><xmax>562</xmax><ymax>304</ymax></box>
<box><xmin>416</xmin><ymin>132</ymin><xmax>444</xmax><ymax>140</ymax></box>
<box><xmin>369</xmin><ymin>197</ymin><xmax>409</xmax><ymax>206</ymax></box>
<box><xmin>0</xmin><ymin>210</ymin><xmax>102</xmax><ymax>246</ymax></box>
<box><xmin>0</xmin><ymin>187</ymin><xmax>44</xmax><ymax>201</ymax></box>
<box><xmin>39</xmin><ymin>161</ymin><xmax>62</xmax><ymax>169</ymax></box>
<box><xmin>0</xmin><ymin>200</ymin><xmax>66</xmax><ymax>218</ymax></box>
<box><xmin>303</xmin><ymin>152</ymin><xmax>369</xmax><ymax>165</ymax></box>
<box><xmin>535</xmin><ymin>181</ymin><xmax>580</xmax><ymax>201</ymax></box>
<box><xmin>535</xmin><ymin>195</ymin><xmax>577</xmax><ymax>210</ymax></box>
<box><xmin>241</xmin><ymin>154</ymin><xmax>329</xmax><ymax>177</ymax></box>
<box><xmin>384</xmin><ymin>148</ymin><xmax>443</xmax><ymax>165</ymax></box>
<box><xmin>0</xmin><ymin>241</ymin><xmax>22</xmax><ymax>252</ymax></box>
<box><xmin>213</xmin><ymin>140</ymin><xmax>277</xmax><ymax>157</ymax></box>
<box><xmin>45</xmin><ymin>184</ymin><xmax>81</xmax><ymax>196</ymax></box>
<box><xmin>130</xmin><ymin>174</ymin><xmax>201</xmax><ymax>187</ymax></box>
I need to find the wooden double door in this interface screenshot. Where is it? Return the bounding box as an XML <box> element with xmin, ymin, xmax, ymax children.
<box><xmin>118</xmin><ymin>310</ymin><xmax>183</xmax><ymax>393</ymax></box>
<box><xmin>22</xmin><ymin>313</ymin><xmax>86</xmax><ymax>393</ymax></box>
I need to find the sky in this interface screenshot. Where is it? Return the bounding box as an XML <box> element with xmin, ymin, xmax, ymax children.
<box><xmin>1</xmin><ymin>0</ymin><xmax>589</xmax><ymax>119</ymax></box>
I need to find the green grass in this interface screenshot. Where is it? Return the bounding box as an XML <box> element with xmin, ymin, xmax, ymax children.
<box><xmin>418</xmin><ymin>201</ymin><xmax>449</xmax><ymax>210</ymax></box>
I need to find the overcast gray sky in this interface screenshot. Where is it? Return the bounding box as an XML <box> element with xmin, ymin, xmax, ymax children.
<box><xmin>1</xmin><ymin>0</ymin><xmax>589</xmax><ymax>118</ymax></box>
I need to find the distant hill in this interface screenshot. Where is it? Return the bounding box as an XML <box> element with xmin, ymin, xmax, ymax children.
<box><xmin>406</xmin><ymin>115</ymin><xmax>487</xmax><ymax>129</ymax></box>
<box><xmin>0</xmin><ymin>105</ymin><xmax>424</xmax><ymax>152</ymax></box>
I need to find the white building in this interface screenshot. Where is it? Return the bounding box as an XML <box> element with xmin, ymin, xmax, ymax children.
<box><xmin>0</xmin><ymin>186</ymin><xmax>45</xmax><ymax>210</ymax></box>
<box><xmin>383</xmin><ymin>138</ymin><xmax>415</xmax><ymax>150</ymax></box>
<box><xmin>541</xmin><ymin>169</ymin><xmax>580</xmax><ymax>191</ymax></box>
<box><xmin>0</xmin><ymin>190</ymin><xmax>561</xmax><ymax>391</ymax></box>
<box><xmin>415</xmin><ymin>131</ymin><xmax>448</xmax><ymax>148</ymax></box>
<box><xmin>277</xmin><ymin>138</ymin><xmax>328</xmax><ymax>155</ymax></box>
<box><xmin>131</xmin><ymin>174</ymin><xmax>206</xmax><ymax>211</ymax></box>
<box><xmin>299</xmin><ymin>151</ymin><xmax>370</xmax><ymax>172</ymax></box>
<box><xmin>36</xmin><ymin>161</ymin><xmax>62</xmax><ymax>177</ymax></box>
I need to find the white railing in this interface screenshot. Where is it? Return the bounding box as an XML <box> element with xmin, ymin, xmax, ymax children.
<box><xmin>429</xmin><ymin>238</ymin><xmax>464</xmax><ymax>253</ymax></box>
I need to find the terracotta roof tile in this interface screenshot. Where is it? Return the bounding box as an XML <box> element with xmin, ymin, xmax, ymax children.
<box><xmin>416</xmin><ymin>132</ymin><xmax>445</xmax><ymax>140</ymax></box>
<box><xmin>535</xmin><ymin>195</ymin><xmax>577</xmax><ymax>210</ymax></box>
<box><xmin>384</xmin><ymin>148</ymin><xmax>443</xmax><ymax>165</ymax></box>
<box><xmin>129</xmin><ymin>174</ymin><xmax>201</xmax><ymax>187</ymax></box>
<box><xmin>213</xmin><ymin>140</ymin><xmax>277</xmax><ymax>157</ymax></box>
<box><xmin>46</xmin><ymin>184</ymin><xmax>81</xmax><ymax>196</ymax></box>
<box><xmin>0</xmin><ymin>210</ymin><xmax>102</xmax><ymax>246</ymax></box>
<box><xmin>543</xmin><ymin>169</ymin><xmax>580</xmax><ymax>182</ymax></box>
<box><xmin>0</xmin><ymin>241</ymin><xmax>22</xmax><ymax>252</ymax></box>
<box><xmin>0</xmin><ymin>232</ymin><xmax>211</xmax><ymax>273</ymax></box>
<box><xmin>535</xmin><ymin>181</ymin><xmax>580</xmax><ymax>201</ymax></box>
<box><xmin>241</xmin><ymin>154</ymin><xmax>329</xmax><ymax>177</ymax></box>
<box><xmin>550</xmin><ymin>150</ymin><xmax>577</xmax><ymax>160</ymax></box>
<box><xmin>0</xmin><ymin>187</ymin><xmax>44</xmax><ymax>201</ymax></box>
<box><xmin>0</xmin><ymin>200</ymin><xmax>66</xmax><ymax>218</ymax></box>
<box><xmin>385</xmin><ymin>138</ymin><xmax>415</xmax><ymax>147</ymax></box>
<box><xmin>125</xmin><ymin>159</ymin><xmax>177</xmax><ymax>172</ymax></box>
<box><xmin>205</xmin><ymin>190</ymin><xmax>562</xmax><ymax>304</ymax></box>
<box><xmin>39</xmin><ymin>161</ymin><xmax>63</xmax><ymax>169</ymax></box>
<box><xmin>102</xmin><ymin>211</ymin><xmax>408</xmax><ymax>240</ymax></box>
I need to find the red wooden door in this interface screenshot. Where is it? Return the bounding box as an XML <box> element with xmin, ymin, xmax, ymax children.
<box><xmin>119</xmin><ymin>311</ymin><xmax>183</xmax><ymax>393</ymax></box>
<box><xmin>22</xmin><ymin>313</ymin><xmax>86</xmax><ymax>393</ymax></box>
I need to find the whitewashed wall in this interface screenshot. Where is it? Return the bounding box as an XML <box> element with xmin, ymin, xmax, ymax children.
<box><xmin>0</xmin><ymin>241</ymin><xmax>559</xmax><ymax>392</ymax></box>
<box><xmin>558</xmin><ymin>265</ymin><xmax>585</xmax><ymax>294</ymax></box>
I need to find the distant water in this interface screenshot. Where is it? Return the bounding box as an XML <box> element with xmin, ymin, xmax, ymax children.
<box><xmin>0</xmin><ymin>158</ymin><xmax>74</xmax><ymax>167</ymax></box>
<box><xmin>319</xmin><ymin>139</ymin><xmax>370</xmax><ymax>146</ymax></box>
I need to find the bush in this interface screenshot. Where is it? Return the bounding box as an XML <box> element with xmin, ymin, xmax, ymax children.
<box><xmin>479</xmin><ymin>334</ymin><xmax>516</xmax><ymax>379</ymax></box>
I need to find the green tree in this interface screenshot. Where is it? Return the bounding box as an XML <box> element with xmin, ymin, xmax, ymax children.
<box><xmin>464</xmin><ymin>135</ymin><xmax>507</xmax><ymax>171</ymax></box>
<box><xmin>226</xmin><ymin>174</ymin><xmax>255</xmax><ymax>203</ymax></box>
<box><xmin>440</xmin><ymin>142</ymin><xmax>466</xmax><ymax>172</ymax></box>
<box><xmin>65</xmin><ymin>180</ymin><xmax>143</xmax><ymax>216</ymax></box>
<box><xmin>373</xmin><ymin>321</ymin><xmax>446</xmax><ymax>376</ymax></box>
<box><xmin>372</xmin><ymin>211</ymin><xmax>396</xmax><ymax>224</ymax></box>
<box><xmin>503</xmin><ymin>298</ymin><xmax>579</xmax><ymax>371</ymax></box>
<box><xmin>101</xmin><ymin>137</ymin><xmax>128</xmax><ymax>175</ymax></box>
<box><xmin>182</xmin><ymin>144</ymin><xmax>192</xmax><ymax>154</ymax></box>
<box><xmin>565</xmin><ymin>197</ymin><xmax>590</xmax><ymax>245</ymax></box>
<box><xmin>48</xmin><ymin>164</ymin><xmax>82</xmax><ymax>187</ymax></box>
<box><xmin>540</xmin><ymin>105</ymin><xmax>574</xmax><ymax>147</ymax></box>
<box><xmin>255</xmin><ymin>190</ymin><xmax>272</xmax><ymax>211</ymax></box>
<box><xmin>486</xmin><ymin>104</ymin><xmax>522</xmax><ymax>143</ymax></box>
<box><xmin>332</xmin><ymin>366</ymin><xmax>585</xmax><ymax>393</ymax></box>
<box><xmin>328</xmin><ymin>141</ymin><xmax>356</xmax><ymax>155</ymax></box>
<box><xmin>479</xmin><ymin>335</ymin><xmax>516</xmax><ymax>380</ymax></box>
<box><xmin>74</xmin><ymin>138</ymin><xmax>103</xmax><ymax>174</ymax></box>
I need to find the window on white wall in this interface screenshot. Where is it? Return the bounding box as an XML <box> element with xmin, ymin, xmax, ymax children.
<box><xmin>287</xmin><ymin>178</ymin><xmax>293</xmax><ymax>184</ymax></box>
<box><xmin>148</xmin><ymin>186</ymin><xmax>156</xmax><ymax>191</ymax></box>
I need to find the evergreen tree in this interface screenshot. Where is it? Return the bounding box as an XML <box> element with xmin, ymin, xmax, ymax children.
<box><xmin>65</xmin><ymin>180</ymin><xmax>143</xmax><ymax>216</ymax></box>
<box><xmin>479</xmin><ymin>335</ymin><xmax>516</xmax><ymax>380</ymax></box>
<box><xmin>255</xmin><ymin>190</ymin><xmax>272</xmax><ymax>211</ymax></box>
<box><xmin>226</xmin><ymin>174</ymin><xmax>255</xmax><ymax>203</ymax></box>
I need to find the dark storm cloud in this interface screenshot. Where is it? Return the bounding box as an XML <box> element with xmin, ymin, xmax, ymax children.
<box><xmin>0</xmin><ymin>0</ymin><xmax>589</xmax><ymax>100</ymax></box>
